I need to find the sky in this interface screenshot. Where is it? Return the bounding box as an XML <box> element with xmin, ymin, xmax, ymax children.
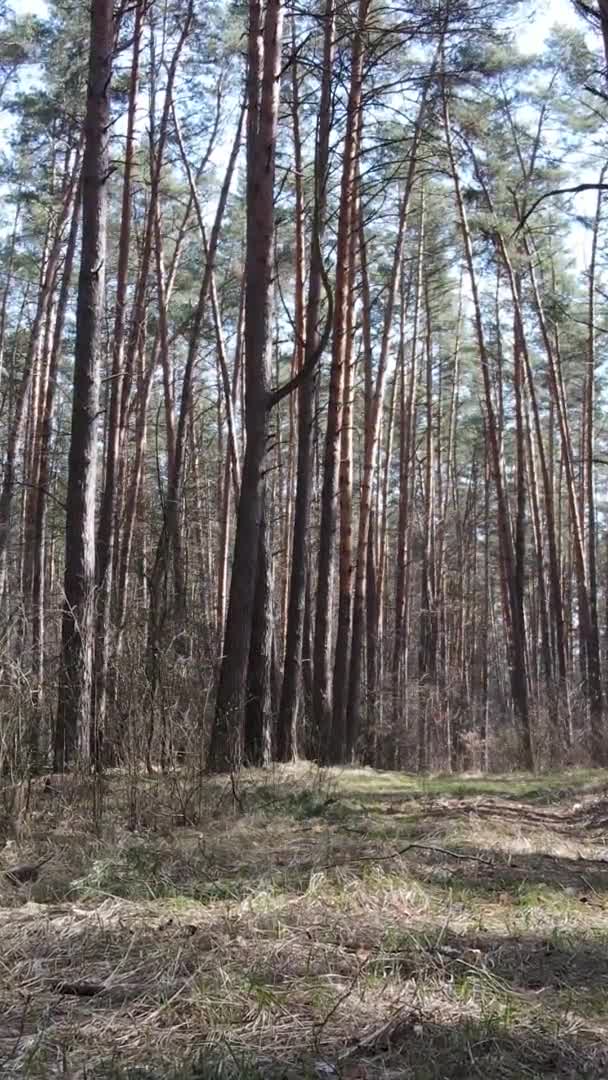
<box><xmin>522</xmin><ymin>0</ymin><xmax>579</xmax><ymax>46</ymax></box>
<box><xmin>12</xmin><ymin>0</ymin><xmax>47</xmax><ymax>14</ymax></box>
<box><xmin>4</xmin><ymin>0</ymin><xmax>597</xmax><ymax>266</ymax></box>
<box><xmin>9</xmin><ymin>0</ymin><xmax>582</xmax><ymax>37</ymax></box>
<box><xmin>7</xmin><ymin>0</ymin><xmax>584</xmax><ymax>58</ymax></box>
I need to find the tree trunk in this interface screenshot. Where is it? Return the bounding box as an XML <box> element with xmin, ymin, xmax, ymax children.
<box><xmin>245</xmin><ymin>498</ymin><xmax>274</xmax><ymax>766</ymax></box>
<box><xmin>442</xmin><ymin>76</ymin><xmax>533</xmax><ymax>770</ymax></box>
<box><xmin>331</xmin><ymin>170</ymin><xmax>358</xmax><ymax>762</ymax></box>
<box><xmin>0</xmin><ymin>153</ymin><xmax>81</xmax><ymax>565</ymax></box>
<box><xmin>347</xmin><ymin>105</ymin><xmax>424</xmax><ymax>757</ymax></box>
<box><xmin>55</xmin><ymin>0</ymin><xmax>113</xmax><ymax>770</ymax></box>
<box><xmin>208</xmin><ymin>0</ymin><xmax>284</xmax><ymax>772</ymax></box>
<box><xmin>584</xmin><ymin>175</ymin><xmax>606</xmax><ymax>762</ymax></box>
<box><xmin>276</xmin><ymin>0</ymin><xmax>335</xmax><ymax>762</ymax></box>
<box><xmin>30</xmin><ymin>183</ymin><xmax>81</xmax><ymax>761</ymax></box>
<box><xmin>313</xmin><ymin>0</ymin><xmax>369</xmax><ymax>764</ymax></box>
<box><xmin>392</xmin><ymin>223</ymin><xmax>422</xmax><ymax>720</ymax></box>
<box><xmin>93</xmin><ymin>0</ymin><xmax>143</xmax><ymax>751</ymax></box>
<box><xmin>525</xmin><ymin>231</ymin><xmax>604</xmax><ymax>760</ymax></box>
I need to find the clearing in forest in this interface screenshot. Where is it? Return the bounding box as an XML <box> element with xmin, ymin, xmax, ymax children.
<box><xmin>1</xmin><ymin>766</ymin><xmax>608</xmax><ymax>1078</ymax></box>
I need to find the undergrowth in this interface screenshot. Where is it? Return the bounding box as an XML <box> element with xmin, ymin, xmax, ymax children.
<box><xmin>1</xmin><ymin>765</ymin><xmax>608</xmax><ymax>1078</ymax></box>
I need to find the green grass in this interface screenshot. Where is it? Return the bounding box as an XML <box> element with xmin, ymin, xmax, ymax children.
<box><xmin>338</xmin><ymin>765</ymin><xmax>605</xmax><ymax>802</ymax></box>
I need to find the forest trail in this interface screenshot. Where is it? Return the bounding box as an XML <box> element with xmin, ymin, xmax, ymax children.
<box><xmin>1</xmin><ymin>766</ymin><xmax>608</xmax><ymax>1078</ymax></box>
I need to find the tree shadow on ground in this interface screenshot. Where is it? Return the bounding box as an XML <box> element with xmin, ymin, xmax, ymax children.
<box><xmin>4</xmin><ymin>866</ymin><xmax>608</xmax><ymax>1077</ymax></box>
<box><xmin>90</xmin><ymin>1011</ymin><xmax>608</xmax><ymax>1078</ymax></box>
<box><xmin>184</xmin><ymin>813</ymin><xmax>608</xmax><ymax>910</ymax></box>
<box><xmin>352</xmin><ymin>784</ymin><xmax>608</xmax><ymax>815</ymax></box>
<box><xmin>236</xmin><ymin>782</ymin><xmax>608</xmax><ymax>848</ymax></box>
<box><xmin>4</xmin><ymin>772</ymin><xmax>608</xmax><ymax>1078</ymax></box>
<box><xmin>376</xmin><ymin>924</ymin><xmax>608</xmax><ymax>996</ymax></box>
<box><xmin>404</xmin><ymin>842</ymin><xmax>608</xmax><ymax>900</ymax></box>
<box><xmin>410</xmin><ymin>795</ymin><xmax>608</xmax><ymax>834</ymax></box>
<box><xmin>60</xmin><ymin>818</ymin><xmax>604</xmax><ymax>909</ymax></box>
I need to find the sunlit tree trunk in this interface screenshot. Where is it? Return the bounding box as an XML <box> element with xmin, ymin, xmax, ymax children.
<box><xmin>584</xmin><ymin>176</ymin><xmax>606</xmax><ymax>761</ymax></box>
<box><xmin>347</xmin><ymin>105</ymin><xmax>424</xmax><ymax>758</ymax></box>
<box><xmin>93</xmin><ymin>1</ymin><xmax>143</xmax><ymax>753</ymax></box>
<box><xmin>313</xmin><ymin>0</ymin><xmax>369</xmax><ymax>763</ymax></box>
<box><xmin>443</xmin><ymin>76</ymin><xmax>533</xmax><ymax>769</ymax></box>
<box><xmin>331</xmin><ymin>171</ymin><xmax>358</xmax><ymax>762</ymax></box>
<box><xmin>392</xmin><ymin>221</ymin><xmax>422</xmax><ymax>727</ymax></box>
<box><xmin>277</xmin><ymin>0</ymin><xmax>335</xmax><ymax>762</ymax></box>
<box><xmin>55</xmin><ymin>0</ymin><xmax>113</xmax><ymax>769</ymax></box>
<box><xmin>209</xmin><ymin>0</ymin><xmax>284</xmax><ymax>772</ymax></box>
<box><xmin>30</xmin><ymin>185</ymin><xmax>81</xmax><ymax>760</ymax></box>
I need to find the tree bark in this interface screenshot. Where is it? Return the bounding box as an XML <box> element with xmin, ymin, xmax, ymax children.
<box><xmin>208</xmin><ymin>0</ymin><xmax>284</xmax><ymax>772</ymax></box>
<box><xmin>276</xmin><ymin>0</ymin><xmax>336</xmax><ymax>762</ymax></box>
<box><xmin>30</xmin><ymin>182</ymin><xmax>81</xmax><ymax>760</ymax></box>
<box><xmin>313</xmin><ymin>0</ymin><xmax>369</xmax><ymax>764</ymax></box>
<box><xmin>346</xmin><ymin>102</ymin><xmax>424</xmax><ymax>757</ymax></box>
<box><xmin>443</xmin><ymin>76</ymin><xmax>533</xmax><ymax>770</ymax></box>
<box><xmin>55</xmin><ymin>0</ymin><xmax>113</xmax><ymax>770</ymax></box>
<box><xmin>93</xmin><ymin>0</ymin><xmax>143</xmax><ymax>750</ymax></box>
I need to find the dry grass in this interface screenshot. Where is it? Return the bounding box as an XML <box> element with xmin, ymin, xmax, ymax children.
<box><xmin>1</xmin><ymin>765</ymin><xmax>608</xmax><ymax>1078</ymax></box>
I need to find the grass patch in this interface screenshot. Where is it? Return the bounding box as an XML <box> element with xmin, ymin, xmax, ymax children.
<box><xmin>337</xmin><ymin>765</ymin><xmax>606</xmax><ymax>803</ymax></box>
<box><xmin>1</xmin><ymin>764</ymin><xmax>608</xmax><ymax>1077</ymax></box>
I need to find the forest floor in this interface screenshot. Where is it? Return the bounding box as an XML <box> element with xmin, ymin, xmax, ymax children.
<box><xmin>1</xmin><ymin>765</ymin><xmax>608</xmax><ymax>1078</ymax></box>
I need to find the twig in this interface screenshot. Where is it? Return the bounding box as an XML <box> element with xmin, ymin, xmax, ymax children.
<box><xmin>313</xmin><ymin>960</ymin><xmax>366</xmax><ymax>1061</ymax></box>
<box><xmin>322</xmin><ymin>842</ymin><xmax>493</xmax><ymax>871</ymax></box>
<box><xmin>405</xmin><ymin>843</ymin><xmax>493</xmax><ymax>865</ymax></box>
<box><xmin>578</xmin><ymin>875</ymin><xmax>605</xmax><ymax>908</ymax></box>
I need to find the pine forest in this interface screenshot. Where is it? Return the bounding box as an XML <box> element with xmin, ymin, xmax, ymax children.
<box><xmin>1</xmin><ymin>0</ymin><xmax>607</xmax><ymax>775</ymax></box>
<box><xmin>4</xmin><ymin>2</ymin><xmax>608</xmax><ymax>1077</ymax></box>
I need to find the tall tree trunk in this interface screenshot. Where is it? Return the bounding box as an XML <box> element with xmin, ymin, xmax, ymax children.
<box><xmin>442</xmin><ymin>76</ymin><xmax>533</xmax><ymax>769</ymax></box>
<box><xmin>208</xmin><ymin>0</ymin><xmax>284</xmax><ymax>772</ymax></box>
<box><xmin>392</xmin><ymin>223</ymin><xmax>421</xmax><ymax>721</ymax></box>
<box><xmin>524</xmin><ymin>231</ymin><xmax>604</xmax><ymax>760</ymax></box>
<box><xmin>584</xmin><ymin>175</ymin><xmax>606</xmax><ymax>762</ymax></box>
<box><xmin>216</xmin><ymin>284</ymin><xmax>244</xmax><ymax>645</ymax></box>
<box><xmin>313</xmin><ymin>0</ymin><xmax>369</xmax><ymax>764</ymax></box>
<box><xmin>278</xmin><ymin>17</ymin><xmax>305</xmax><ymax>671</ymax></box>
<box><xmin>418</xmin><ymin>256</ymin><xmax>437</xmax><ymax>773</ymax></box>
<box><xmin>115</xmin><ymin>3</ymin><xmax>193</xmax><ymax>535</ymax></box>
<box><xmin>331</xmin><ymin>170</ymin><xmax>358</xmax><ymax>762</ymax></box>
<box><xmin>244</xmin><ymin>499</ymin><xmax>274</xmax><ymax>765</ymax></box>
<box><xmin>55</xmin><ymin>0</ymin><xmax>113</xmax><ymax>770</ymax></box>
<box><xmin>512</xmin><ymin>272</ymin><xmax>529</xmax><ymax>756</ymax></box>
<box><xmin>347</xmin><ymin>102</ymin><xmax>425</xmax><ymax>757</ymax></box>
<box><xmin>30</xmin><ymin>185</ymin><xmax>82</xmax><ymax>760</ymax></box>
<box><xmin>367</xmin><ymin>369</ymin><xmax>398</xmax><ymax>761</ymax></box>
<box><xmin>496</xmin><ymin>233</ymin><xmax>570</xmax><ymax>745</ymax></box>
<box><xmin>276</xmin><ymin>0</ymin><xmax>336</xmax><ymax>762</ymax></box>
<box><xmin>161</xmin><ymin>104</ymin><xmax>245</xmax><ymax>621</ymax></box>
<box><xmin>0</xmin><ymin>153</ymin><xmax>81</xmax><ymax>565</ymax></box>
<box><xmin>94</xmin><ymin>0</ymin><xmax>143</xmax><ymax>752</ymax></box>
